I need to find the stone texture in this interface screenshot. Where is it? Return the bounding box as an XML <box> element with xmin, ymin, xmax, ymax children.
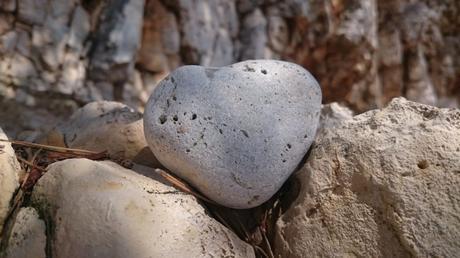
<box><xmin>144</xmin><ymin>60</ymin><xmax>322</xmax><ymax>208</ymax></box>
<box><xmin>0</xmin><ymin>127</ymin><xmax>20</xmax><ymax>234</ymax></box>
<box><xmin>4</xmin><ymin>207</ymin><xmax>46</xmax><ymax>258</ymax></box>
<box><xmin>165</xmin><ymin>0</ymin><xmax>238</xmax><ymax>66</ymax></box>
<box><xmin>42</xmin><ymin>101</ymin><xmax>159</xmax><ymax>165</ymax></box>
<box><xmin>31</xmin><ymin>158</ymin><xmax>255</xmax><ymax>258</ymax></box>
<box><xmin>89</xmin><ymin>0</ymin><xmax>145</xmax><ymax>82</ymax></box>
<box><xmin>17</xmin><ymin>0</ymin><xmax>47</xmax><ymax>25</ymax></box>
<box><xmin>317</xmin><ymin>103</ymin><xmax>354</xmax><ymax>133</ymax></box>
<box><xmin>275</xmin><ymin>98</ymin><xmax>460</xmax><ymax>257</ymax></box>
<box><xmin>0</xmin><ymin>0</ymin><xmax>149</xmax><ymax>138</ymax></box>
<box><xmin>239</xmin><ymin>8</ymin><xmax>268</xmax><ymax>60</ymax></box>
<box><xmin>137</xmin><ymin>0</ymin><xmax>180</xmax><ymax>73</ymax></box>
<box><xmin>1</xmin><ymin>0</ymin><xmax>459</xmax><ymax>140</ymax></box>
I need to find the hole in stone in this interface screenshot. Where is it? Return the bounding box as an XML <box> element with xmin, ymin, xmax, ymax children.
<box><xmin>173</xmin><ymin>115</ymin><xmax>178</xmax><ymax>122</ymax></box>
<box><xmin>172</xmin><ymin>96</ymin><xmax>177</xmax><ymax>101</ymax></box>
<box><xmin>159</xmin><ymin>115</ymin><xmax>167</xmax><ymax>124</ymax></box>
<box><xmin>191</xmin><ymin>114</ymin><xmax>197</xmax><ymax>120</ymax></box>
<box><xmin>219</xmin><ymin>129</ymin><xmax>223</xmax><ymax>134</ymax></box>
<box><xmin>417</xmin><ymin>160</ymin><xmax>429</xmax><ymax>169</ymax></box>
<box><xmin>287</xmin><ymin>143</ymin><xmax>292</xmax><ymax>149</ymax></box>
<box><xmin>261</xmin><ymin>69</ymin><xmax>267</xmax><ymax>74</ymax></box>
<box><xmin>186</xmin><ymin>149</ymin><xmax>190</xmax><ymax>153</ymax></box>
<box><xmin>282</xmin><ymin>159</ymin><xmax>287</xmax><ymax>163</ymax></box>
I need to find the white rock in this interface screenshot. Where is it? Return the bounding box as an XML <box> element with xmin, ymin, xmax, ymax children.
<box><xmin>31</xmin><ymin>159</ymin><xmax>255</xmax><ymax>258</ymax></box>
<box><xmin>68</xmin><ymin>6</ymin><xmax>90</xmax><ymax>51</ymax></box>
<box><xmin>0</xmin><ymin>53</ymin><xmax>37</xmax><ymax>86</ymax></box>
<box><xmin>317</xmin><ymin>102</ymin><xmax>354</xmax><ymax>133</ymax></box>
<box><xmin>0</xmin><ymin>127</ymin><xmax>20</xmax><ymax>234</ymax></box>
<box><xmin>44</xmin><ymin>101</ymin><xmax>158</xmax><ymax>165</ymax></box>
<box><xmin>144</xmin><ymin>60</ymin><xmax>322</xmax><ymax>208</ymax></box>
<box><xmin>275</xmin><ymin>98</ymin><xmax>460</xmax><ymax>257</ymax></box>
<box><xmin>0</xmin><ymin>31</ymin><xmax>17</xmax><ymax>53</ymax></box>
<box><xmin>239</xmin><ymin>9</ymin><xmax>267</xmax><ymax>60</ymax></box>
<box><xmin>17</xmin><ymin>0</ymin><xmax>46</xmax><ymax>25</ymax></box>
<box><xmin>5</xmin><ymin>207</ymin><xmax>46</xmax><ymax>258</ymax></box>
<box><xmin>267</xmin><ymin>16</ymin><xmax>289</xmax><ymax>52</ymax></box>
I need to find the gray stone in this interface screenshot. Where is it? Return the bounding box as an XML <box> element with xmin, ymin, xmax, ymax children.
<box><xmin>31</xmin><ymin>159</ymin><xmax>255</xmax><ymax>257</ymax></box>
<box><xmin>43</xmin><ymin>101</ymin><xmax>158</xmax><ymax>165</ymax></box>
<box><xmin>167</xmin><ymin>0</ymin><xmax>238</xmax><ymax>66</ymax></box>
<box><xmin>144</xmin><ymin>60</ymin><xmax>322</xmax><ymax>208</ymax></box>
<box><xmin>0</xmin><ymin>31</ymin><xmax>17</xmax><ymax>54</ymax></box>
<box><xmin>317</xmin><ymin>102</ymin><xmax>354</xmax><ymax>134</ymax></box>
<box><xmin>239</xmin><ymin>9</ymin><xmax>267</xmax><ymax>60</ymax></box>
<box><xmin>3</xmin><ymin>54</ymin><xmax>37</xmax><ymax>86</ymax></box>
<box><xmin>0</xmin><ymin>0</ymin><xmax>16</xmax><ymax>12</ymax></box>
<box><xmin>267</xmin><ymin>16</ymin><xmax>289</xmax><ymax>53</ymax></box>
<box><xmin>68</xmin><ymin>6</ymin><xmax>90</xmax><ymax>51</ymax></box>
<box><xmin>15</xmin><ymin>29</ymin><xmax>31</xmax><ymax>58</ymax></box>
<box><xmin>0</xmin><ymin>14</ymin><xmax>13</xmax><ymax>35</ymax></box>
<box><xmin>17</xmin><ymin>0</ymin><xmax>46</xmax><ymax>25</ymax></box>
<box><xmin>5</xmin><ymin>207</ymin><xmax>46</xmax><ymax>258</ymax></box>
<box><xmin>57</xmin><ymin>51</ymin><xmax>86</xmax><ymax>95</ymax></box>
<box><xmin>89</xmin><ymin>0</ymin><xmax>145</xmax><ymax>81</ymax></box>
<box><xmin>275</xmin><ymin>98</ymin><xmax>460</xmax><ymax>257</ymax></box>
<box><xmin>0</xmin><ymin>127</ymin><xmax>20</xmax><ymax>234</ymax></box>
<box><xmin>405</xmin><ymin>46</ymin><xmax>437</xmax><ymax>106</ymax></box>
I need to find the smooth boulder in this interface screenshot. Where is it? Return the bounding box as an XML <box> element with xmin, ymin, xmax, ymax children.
<box><xmin>41</xmin><ymin>101</ymin><xmax>161</xmax><ymax>167</ymax></box>
<box><xmin>0</xmin><ymin>127</ymin><xmax>20</xmax><ymax>234</ymax></box>
<box><xmin>5</xmin><ymin>207</ymin><xmax>46</xmax><ymax>258</ymax></box>
<box><xmin>31</xmin><ymin>159</ymin><xmax>255</xmax><ymax>258</ymax></box>
<box><xmin>144</xmin><ymin>60</ymin><xmax>322</xmax><ymax>208</ymax></box>
<box><xmin>275</xmin><ymin>98</ymin><xmax>460</xmax><ymax>257</ymax></box>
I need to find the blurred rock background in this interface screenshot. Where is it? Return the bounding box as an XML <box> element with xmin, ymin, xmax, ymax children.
<box><xmin>0</xmin><ymin>0</ymin><xmax>459</xmax><ymax>137</ymax></box>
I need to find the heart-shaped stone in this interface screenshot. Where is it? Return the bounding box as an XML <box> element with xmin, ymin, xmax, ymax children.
<box><xmin>144</xmin><ymin>60</ymin><xmax>322</xmax><ymax>208</ymax></box>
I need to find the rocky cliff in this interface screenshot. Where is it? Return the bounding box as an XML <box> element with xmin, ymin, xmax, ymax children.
<box><xmin>1</xmin><ymin>0</ymin><xmax>459</xmax><ymax>137</ymax></box>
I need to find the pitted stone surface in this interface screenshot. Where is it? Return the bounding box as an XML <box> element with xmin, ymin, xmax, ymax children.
<box><xmin>275</xmin><ymin>98</ymin><xmax>460</xmax><ymax>257</ymax></box>
<box><xmin>144</xmin><ymin>60</ymin><xmax>322</xmax><ymax>208</ymax></box>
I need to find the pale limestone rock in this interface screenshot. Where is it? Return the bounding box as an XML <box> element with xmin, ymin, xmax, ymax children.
<box><xmin>239</xmin><ymin>8</ymin><xmax>267</xmax><ymax>60</ymax></box>
<box><xmin>275</xmin><ymin>98</ymin><xmax>460</xmax><ymax>257</ymax></box>
<box><xmin>45</xmin><ymin>101</ymin><xmax>157</xmax><ymax>165</ymax></box>
<box><xmin>68</xmin><ymin>6</ymin><xmax>90</xmax><ymax>51</ymax></box>
<box><xmin>17</xmin><ymin>0</ymin><xmax>46</xmax><ymax>25</ymax></box>
<box><xmin>317</xmin><ymin>102</ymin><xmax>354</xmax><ymax>133</ymax></box>
<box><xmin>31</xmin><ymin>159</ymin><xmax>255</xmax><ymax>258</ymax></box>
<box><xmin>0</xmin><ymin>127</ymin><xmax>20</xmax><ymax>234</ymax></box>
<box><xmin>5</xmin><ymin>207</ymin><xmax>46</xmax><ymax>258</ymax></box>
